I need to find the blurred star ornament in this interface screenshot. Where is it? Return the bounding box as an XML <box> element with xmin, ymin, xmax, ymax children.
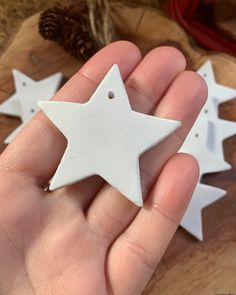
<box><xmin>198</xmin><ymin>60</ymin><xmax>236</xmax><ymax>116</ymax></box>
<box><xmin>197</xmin><ymin>60</ymin><xmax>236</xmax><ymax>159</ymax></box>
<box><xmin>39</xmin><ymin>64</ymin><xmax>181</xmax><ymax>207</ymax></box>
<box><xmin>180</xmin><ymin>183</ymin><xmax>226</xmax><ymax>241</ymax></box>
<box><xmin>180</xmin><ymin>60</ymin><xmax>236</xmax><ymax>240</ymax></box>
<box><xmin>208</xmin><ymin>119</ymin><xmax>236</xmax><ymax>160</ymax></box>
<box><xmin>180</xmin><ymin>134</ymin><xmax>230</xmax><ymax>178</ymax></box>
<box><xmin>0</xmin><ymin>70</ymin><xmax>63</xmax><ymax>143</ymax></box>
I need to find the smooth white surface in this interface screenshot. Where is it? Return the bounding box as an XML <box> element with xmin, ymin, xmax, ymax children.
<box><xmin>0</xmin><ymin>70</ymin><xmax>63</xmax><ymax>143</ymax></box>
<box><xmin>180</xmin><ymin>183</ymin><xmax>225</xmax><ymax>241</ymax></box>
<box><xmin>39</xmin><ymin>64</ymin><xmax>181</xmax><ymax>206</ymax></box>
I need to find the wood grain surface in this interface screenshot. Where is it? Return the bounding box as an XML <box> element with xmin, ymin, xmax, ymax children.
<box><xmin>0</xmin><ymin>4</ymin><xmax>236</xmax><ymax>295</ymax></box>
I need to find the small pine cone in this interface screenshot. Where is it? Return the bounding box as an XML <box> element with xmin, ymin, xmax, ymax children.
<box><xmin>39</xmin><ymin>7</ymin><xmax>66</xmax><ymax>41</ymax></box>
<box><xmin>63</xmin><ymin>27</ymin><xmax>98</xmax><ymax>61</ymax></box>
<box><xmin>38</xmin><ymin>2</ymin><xmax>111</xmax><ymax>61</ymax></box>
<box><xmin>72</xmin><ymin>33</ymin><xmax>98</xmax><ymax>61</ymax></box>
<box><xmin>62</xmin><ymin>14</ymin><xmax>87</xmax><ymax>36</ymax></box>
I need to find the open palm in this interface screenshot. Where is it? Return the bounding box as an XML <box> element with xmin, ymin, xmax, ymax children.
<box><xmin>0</xmin><ymin>41</ymin><xmax>207</xmax><ymax>295</ymax></box>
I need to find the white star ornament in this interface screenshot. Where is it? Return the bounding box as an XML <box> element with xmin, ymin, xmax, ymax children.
<box><xmin>39</xmin><ymin>65</ymin><xmax>181</xmax><ymax>206</ymax></box>
<box><xmin>197</xmin><ymin>60</ymin><xmax>236</xmax><ymax>115</ymax></box>
<box><xmin>196</xmin><ymin>61</ymin><xmax>236</xmax><ymax>160</ymax></box>
<box><xmin>180</xmin><ymin>121</ymin><xmax>231</xmax><ymax>177</ymax></box>
<box><xmin>180</xmin><ymin>183</ymin><xmax>225</xmax><ymax>240</ymax></box>
<box><xmin>207</xmin><ymin>118</ymin><xmax>236</xmax><ymax>160</ymax></box>
<box><xmin>0</xmin><ymin>70</ymin><xmax>63</xmax><ymax>143</ymax></box>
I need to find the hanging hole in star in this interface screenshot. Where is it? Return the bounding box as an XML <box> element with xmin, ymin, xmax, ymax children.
<box><xmin>203</xmin><ymin>73</ymin><xmax>207</xmax><ymax>77</ymax></box>
<box><xmin>195</xmin><ymin>133</ymin><xmax>199</xmax><ymax>138</ymax></box>
<box><xmin>22</xmin><ymin>82</ymin><xmax>27</xmax><ymax>86</ymax></box>
<box><xmin>108</xmin><ymin>91</ymin><xmax>115</xmax><ymax>99</ymax></box>
<box><xmin>30</xmin><ymin>108</ymin><xmax>35</xmax><ymax>113</ymax></box>
<box><xmin>204</xmin><ymin>109</ymin><xmax>208</xmax><ymax>114</ymax></box>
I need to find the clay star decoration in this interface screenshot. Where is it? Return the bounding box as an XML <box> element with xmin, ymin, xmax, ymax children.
<box><xmin>0</xmin><ymin>69</ymin><xmax>63</xmax><ymax>143</ymax></box>
<box><xmin>198</xmin><ymin>60</ymin><xmax>236</xmax><ymax>118</ymax></box>
<box><xmin>180</xmin><ymin>117</ymin><xmax>231</xmax><ymax>177</ymax></box>
<box><xmin>180</xmin><ymin>133</ymin><xmax>230</xmax><ymax>178</ymax></box>
<box><xmin>186</xmin><ymin>118</ymin><xmax>236</xmax><ymax>162</ymax></box>
<box><xmin>197</xmin><ymin>60</ymin><xmax>236</xmax><ymax>160</ymax></box>
<box><xmin>179</xmin><ymin>60</ymin><xmax>236</xmax><ymax>240</ymax></box>
<box><xmin>39</xmin><ymin>64</ymin><xmax>181</xmax><ymax>206</ymax></box>
<box><xmin>180</xmin><ymin>183</ymin><xmax>225</xmax><ymax>240</ymax></box>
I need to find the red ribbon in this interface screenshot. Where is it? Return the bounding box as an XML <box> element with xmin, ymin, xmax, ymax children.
<box><xmin>166</xmin><ymin>0</ymin><xmax>236</xmax><ymax>57</ymax></box>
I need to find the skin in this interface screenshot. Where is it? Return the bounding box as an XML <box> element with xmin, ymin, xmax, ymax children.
<box><xmin>0</xmin><ymin>41</ymin><xmax>207</xmax><ymax>295</ymax></box>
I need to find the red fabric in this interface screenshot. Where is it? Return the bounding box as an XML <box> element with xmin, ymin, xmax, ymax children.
<box><xmin>166</xmin><ymin>0</ymin><xmax>236</xmax><ymax>57</ymax></box>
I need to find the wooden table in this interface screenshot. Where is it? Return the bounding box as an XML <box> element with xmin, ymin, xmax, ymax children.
<box><xmin>0</xmin><ymin>4</ymin><xmax>236</xmax><ymax>295</ymax></box>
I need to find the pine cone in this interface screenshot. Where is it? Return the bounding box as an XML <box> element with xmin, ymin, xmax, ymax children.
<box><xmin>38</xmin><ymin>1</ymin><xmax>116</xmax><ymax>61</ymax></box>
<box><xmin>63</xmin><ymin>25</ymin><xmax>98</xmax><ymax>60</ymax></box>
<box><xmin>39</xmin><ymin>7</ymin><xmax>66</xmax><ymax>41</ymax></box>
<box><xmin>39</xmin><ymin>4</ymin><xmax>90</xmax><ymax>43</ymax></box>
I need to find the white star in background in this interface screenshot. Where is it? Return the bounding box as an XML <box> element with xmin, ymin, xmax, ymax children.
<box><xmin>198</xmin><ymin>60</ymin><xmax>236</xmax><ymax>114</ymax></box>
<box><xmin>207</xmin><ymin>119</ymin><xmax>236</xmax><ymax>160</ymax></box>
<box><xmin>0</xmin><ymin>70</ymin><xmax>63</xmax><ymax>143</ymax></box>
<box><xmin>39</xmin><ymin>65</ymin><xmax>181</xmax><ymax>206</ymax></box>
<box><xmin>180</xmin><ymin>60</ymin><xmax>236</xmax><ymax>240</ymax></box>
<box><xmin>180</xmin><ymin>183</ymin><xmax>225</xmax><ymax>241</ymax></box>
<box><xmin>196</xmin><ymin>60</ymin><xmax>236</xmax><ymax>159</ymax></box>
<box><xmin>180</xmin><ymin>135</ymin><xmax>230</xmax><ymax>177</ymax></box>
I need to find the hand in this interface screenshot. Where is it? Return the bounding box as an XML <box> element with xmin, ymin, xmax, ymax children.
<box><xmin>0</xmin><ymin>41</ymin><xmax>207</xmax><ymax>295</ymax></box>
